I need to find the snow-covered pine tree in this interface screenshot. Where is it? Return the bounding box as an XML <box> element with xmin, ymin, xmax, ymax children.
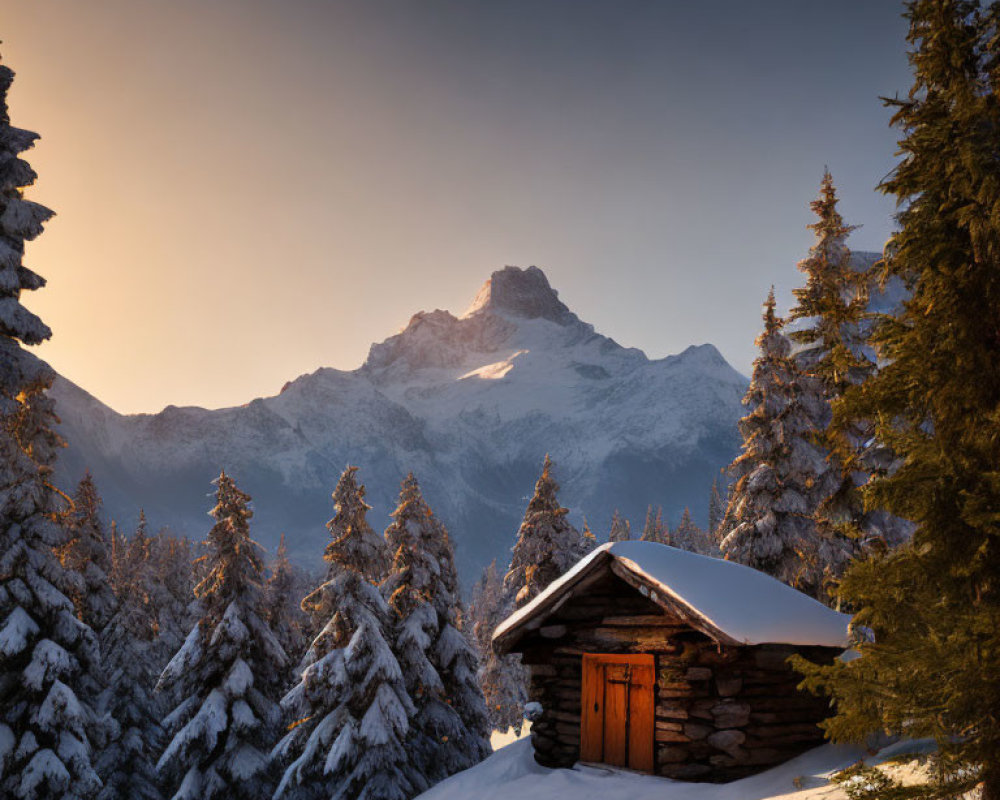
<box><xmin>788</xmin><ymin>171</ymin><xmax>908</xmax><ymax>554</ymax></box>
<box><xmin>59</xmin><ymin>473</ymin><xmax>117</xmax><ymax>636</ymax></box>
<box><xmin>640</xmin><ymin>506</ymin><xmax>655</xmax><ymax>542</ymax></box>
<box><xmin>608</xmin><ymin>509</ymin><xmax>631</xmax><ymax>542</ymax></box>
<box><xmin>407</xmin><ymin>475</ymin><xmax>490</xmax><ymax>777</ymax></box>
<box><xmin>274</xmin><ymin>465</ymin><xmax>415</xmax><ymax>800</ymax></box>
<box><xmin>156</xmin><ymin>471</ymin><xmax>286</xmax><ymax>800</ymax></box>
<box><xmin>0</xmin><ymin>52</ymin><xmax>103</xmax><ymax>800</ymax></box>
<box><xmin>265</xmin><ymin>534</ymin><xmax>308</xmax><ymax>671</ymax></box>
<box><xmin>720</xmin><ymin>289</ymin><xmax>843</xmax><ymax>597</ymax></box>
<box><xmin>492</xmin><ymin>455</ymin><xmax>584</xmax><ymax>738</ymax></box>
<box><xmin>420</xmin><ymin>500</ymin><xmax>461</xmax><ymax>621</ymax></box>
<box><xmin>673</xmin><ymin>507</ymin><xmax>708</xmax><ymax>555</ymax></box>
<box><xmin>789</xmin><ymin>171</ymin><xmax>868</xmax><ymax>386</ymax></box>
<box><xmin>96</xmin><ymin>524</ymin><xmax>165</xmax><ymax>800</ymax></box>
<box><xmin>107</xmin><ymin>520</ymin><xmax>128</xmax><ymax>599</ymax></box>
<box><xmin>579</xmin><ymin>516</ymin><xmax>598</xmax><ymax>553</ymax></box>
<box><xmin>468</xmin><ymin>561</ymin><xmax>524</xmax><ymax>734</ymax></box>
<box><xmin>639</xmin><ymin>505</ymin><xmax>668</xmax><ymax>544</ymax></box>
<box><xmin>148</xmin><ymin>524</ymin><xmax>196</xmax><ymax>674</ymax></box>
<box><xmin>57</xmin><ymin>472</ymin><xmax>118</xmax><ymax>715</ymax></box>
<box><xmin>468</xmin><ymin>561</ymin><xmax>501</xmax><ymax>666</ymax></box>
<box><xmin>381</xmin><ymin>473</ymin><xmax>488</xmax><ymax>787</ymax></box>
<box><xmin>504</xmin><ymin>455</ymin><xmax>583</xmax><ymax>609</ymax></box>
<box><xmin>708</xmin><ymin>476</ymin><xmax>726</xmax><ymax>542</ymax></box>
<box><xmin>795</xmin><ymin>5</ymin><xmax>1000</xmax><ymax>795</ymax></box>
<box><xmin>323</xmin><ymin>465</ymin><xmax>389</xmax><ymax>584</ymax></box>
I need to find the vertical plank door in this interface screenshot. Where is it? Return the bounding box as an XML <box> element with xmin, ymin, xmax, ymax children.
<box><xmin>580</xmin><ymin>655</ymin><xmax>605</xmax><ymax>762</ymax></box>
<box><xmin>603</xmin><ymin>664</ymin><xmax>630</xmax><ymax>766</ymax></box>
<box><xmin>626</xmin><ymin>659</ymin><xmax>655</xmax><ymax>772</ymax></box>
<box><xmin>579</xmin><ymin>654</ymin><xmax>655</xmax><ymax>771</ymax></box>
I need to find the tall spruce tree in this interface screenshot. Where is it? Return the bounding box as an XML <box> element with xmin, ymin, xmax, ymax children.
<box><xmin>579</xmin><ymin>516</ymin><xmax>598</xmax><ymax>553</ymax></box>
<box><xmin>416</xmin><ymin>485</ymin><xmax>491</xmax><ymax>770</ymax></box>
<box><xmin>58</xmin><ymin>472</ymin><xmax>118</xmax><ymax>717</ymax></box>
<box><xmin>147</xmin><ymin>519</ymin><xmax>195</xmax><ymax>676</ymax></box>
<box><xmin>608</xmin><ymin>509</ymin><xmax>631</xmax><ymax>542</ymax></box>
<box><xmin>265</xmin><ymin>534</ymin><xmax>308</xmax><ymax>671</ymax></box>
<box><xmin>107</xmin><ymin>520</ymin><xmax>128</xmax><ymax>599</ymax></box>
<box><xmin>788</xmin><ymin>170</ymin><xmax>868</xmax><ymax>389</ymax></box>
<box><xmin>96</xmin><ymin>526</ymin><xmax>165</xmax><ymax>800</ymax></box>
<box><xmin>708</xmin><ymin>476</ymin><xmax>726</xmax><ymax>542</ymax></box>
<box><xmin>468</xmin><ymin>561</ymin><xmax>501</xmax><ymax>666</ymax></box>
<box><xmin>494</xmin><ymin>455</ymin><xmax>585</xmax><ymax>737</ymax></box>
<box><xmin>0</xmin><ymin>52</ymin><xmax>103</xmax><ymax>799</ymax></box>
<box><xmin>673</xmin><ymin>507</ymin><xmax>708</xmax><ymax>554</ymax></box>
<box><xmin>794</xmin><ymin>4</ymin><xmax>1000</xmax><ymax>797</ymax></box>
<box><xmin>382</xmin><ymin>474</ymin><xmax>489</xmax><ymax>788</ymax></box>
<box><xmin>381</xmin><ymin>473</ymin><xmax>452</xmax><ymax>793</ymax></box>
<box><xmin>639</xmin><ymin>505</ymin><xmax>668</xmax><ymax>544</ymax></box>
<box><xmin>468</xmin><ymin>561</ymin><xmax>524</xmax><ymax>734</ymax></box>
<box><xmin>274</xmin><ymin>466</ymin><xmax>414</xmax><ymax>800</ymax></box>
<box><xmin>323</xmin><ymin>465</ymin><xmax>388</xmax><ymax>584</ymax></box>
<box><xmin>59</xmin><ymin>472</ymin><xmax>117</xmax><ymax>636</ymax></box>
<box><xmin>503</xmin><ymin>455</ymin><xmax>583</xmax><ymax>609</ymax></box>
<box><xmin>720</xmin><ymin>289</ymin><xmax>845</xmax><ymax>597</ymax></box>
<box><xmin>155</xmin><ymin>472</ymin><xmax>286</xmax><ymax>800</ymax></box>
<box><xmin>788</xmin><ymin>171</ymin><xmax>909</xmax><ymax>557</ymax></box>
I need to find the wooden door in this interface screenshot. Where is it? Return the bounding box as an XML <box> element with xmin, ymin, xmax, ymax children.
<box><xmin>580</xmin><ymin>654</ymin><xmax>655</xmax><ymax>772</ymax></box>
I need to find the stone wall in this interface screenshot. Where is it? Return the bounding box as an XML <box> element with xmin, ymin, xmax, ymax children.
<box><xmin>526</xmin><ymin>653</ymin><xmax>583</xmax><ymax>768</ymax></box>
<box><xmin>652</xmin><ymin>639</ymin><xmax>835</xmax><ymax>781</ymax></box>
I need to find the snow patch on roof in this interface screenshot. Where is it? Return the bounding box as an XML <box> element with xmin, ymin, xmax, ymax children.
<box><xmin>494</xmin><ymin>541</ymin><xmax>851</xmax><ymax>649</ymax></box>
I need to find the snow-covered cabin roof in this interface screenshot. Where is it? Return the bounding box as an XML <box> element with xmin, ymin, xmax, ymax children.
<box><xmin>493</xmin><ymin>541</ymin><xmax>851</xmax><ymax>653</ymax></box>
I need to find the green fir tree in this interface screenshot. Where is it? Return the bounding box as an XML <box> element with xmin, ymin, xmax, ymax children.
<box><xmin>0</xmin><ymin>51</ymin><xmax>103</xmax><ymax>800</ymax></box>
<box><xmin>720</xmin><ymin>289</ymin><xmax>842</xmax><ymax>597</ymax></box>
<box><xmin>788</xmin><ymin>171</ymin><xmax>908</xmax><ymax>561</ymax></box>
<box><xmin>794</xmin><ymin>4</ymin><xmax>1000</xmax><ymax>798</ymax></box>
<box><xmin>503</xmin><ymin>455</ymin><xmax>583</xmax><ymax>609</ymax></box>
<box><xmin>156</xmin><ymin>472</ymin><xmax>287</xmax><ymax>800</ymax></box>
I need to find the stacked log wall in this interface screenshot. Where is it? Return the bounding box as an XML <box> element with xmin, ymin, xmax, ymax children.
<box><xmin>652</xmin><ymin>641</ymin><xmax>836</xmax><ymax>782</ymax></box>
<box><xmin>524</xmin><ymin>653</ymin><xmax>582</xmax><ymax>767</ymax></box>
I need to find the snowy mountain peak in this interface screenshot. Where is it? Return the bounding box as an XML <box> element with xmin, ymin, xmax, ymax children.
<box><xmin>362</xmin><ymin>305</ymin><xmax>518</xmax><ymax>373</ymax></box>
<box><xmin>363</xmin><ymin>266</ymin><xmax>600</xmax><ymax>375</ymax></box>
<box><xmin>50</xmin><ymin>262</ymin><xmax>749</xmax><ymax>583</ymax></box>
<box><xmin>462</xmin><ymin>265</ymin><xmax>578</xmax><ymax>326</ymax></box>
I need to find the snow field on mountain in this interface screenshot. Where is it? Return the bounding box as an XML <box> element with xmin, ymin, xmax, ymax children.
<box><xmin>50</xmin><ymin>266</ymin><xmax>750</xmax><ymax>580</ymax></box>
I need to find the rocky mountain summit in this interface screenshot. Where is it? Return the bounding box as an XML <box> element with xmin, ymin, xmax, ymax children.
<box><xmin>50</xmin><ymin>266</ymin><xmax>749</xmax><ymax>580</ymax></box>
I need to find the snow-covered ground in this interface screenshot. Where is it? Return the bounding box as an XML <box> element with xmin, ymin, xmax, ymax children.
<box><xmin>418</xmin><ymin>738</ymin><xmax>934</xmax><ymax>800</ymax></box>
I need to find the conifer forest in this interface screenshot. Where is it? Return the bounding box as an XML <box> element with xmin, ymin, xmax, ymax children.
<box><xmin>1</xmin><ymin>1</ymin><xmax>999</xmax><ymax>799</ymax></box>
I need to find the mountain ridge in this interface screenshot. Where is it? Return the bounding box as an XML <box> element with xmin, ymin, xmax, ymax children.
<box><xmin>50</xmin><ymin>265</ymin><xmax>750</xmax><ymax>581</ymax></box>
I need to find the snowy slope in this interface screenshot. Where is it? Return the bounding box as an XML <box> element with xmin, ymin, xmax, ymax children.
<box><xmin>420</xmin><ymin>737</ymin><xmax>939</xmax><ymax>800</ymax></box>
<box><xmin>417</xmin><ymin>738</ymin><xmax>875</xmax><ymax>800</ymax></box>
<box><xmin>50</xmin><ymin>266</ymin><xmax>749</xmax><ymax>581</ymax></box>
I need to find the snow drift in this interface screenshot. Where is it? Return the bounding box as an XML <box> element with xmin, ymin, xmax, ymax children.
<box><xmin>417</xmin><ymin>737</ymin><xmax>872</xmax><ymax>800</ymax></box>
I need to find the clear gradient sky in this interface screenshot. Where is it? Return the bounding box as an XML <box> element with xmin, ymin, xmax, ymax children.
<box><xmin>3</xmin><ymin>1</ymin><xmax>912</xmax><ymax>413</ymax></box>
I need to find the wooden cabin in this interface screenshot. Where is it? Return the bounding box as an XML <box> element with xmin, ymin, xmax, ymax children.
<box><xmin>492</xmin><ymin>541</ymin><xmax>851</xmax><ymax>782</ymax></box>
